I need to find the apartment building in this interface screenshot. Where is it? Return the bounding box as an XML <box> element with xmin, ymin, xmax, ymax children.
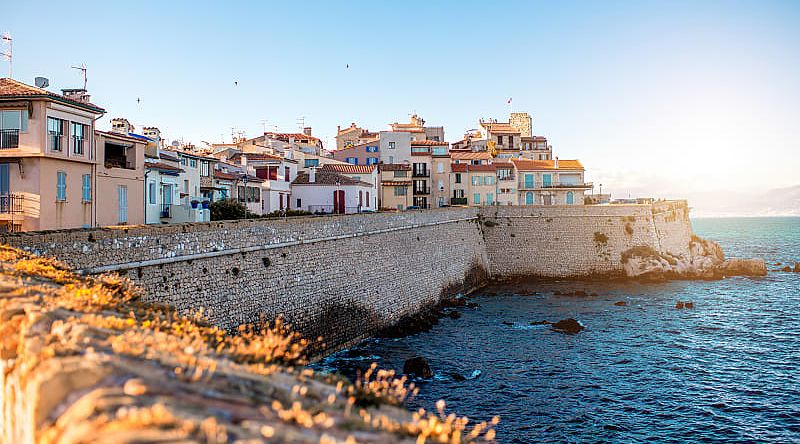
<box><xmin>378</xmin><ymin>163</ymin><xmax>412</xmax><ymax>210</ymax></box>
<box><xmin>319</xmin><ymin>164</ymin><xmax>379</xmax><ymax>210</ymax></box>
<box><xmin>512</xmin><ymin>158</ymin><xmax>591</xmax><ymax>205</ymax></box>
<box><xmin>94</xmin><ymin>129</ymin><xmax>145</xmax><ymax>226</ymax></box>
<box><xmin>228</xmin><ymin>152</ymin><xmax>298</xmax><ymax>214</ymax></box>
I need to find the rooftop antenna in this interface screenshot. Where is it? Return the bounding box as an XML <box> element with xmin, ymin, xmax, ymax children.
<box><xmin>260</xmin><ymin>119</ymin><xmax>268</xmax><ymax>135</ymax></box>
<box><xmin>1</xmin><ymin>33</ymin><xmax>11</xmax><ymax>78</ymax></box>
<box><xmin>296</xmin><ymin>116</ymin><xmax>305</xmax><ymax>132</ymax></box>
<box><xmin>71</xmin><ymin>63</ymin><xmax>87</xmax><ymax>90</ymax></box>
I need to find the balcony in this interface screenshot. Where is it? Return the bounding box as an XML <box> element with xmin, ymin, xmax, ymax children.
<box><xmin>0</xmin><ymin>130</ymin><xmax>19</xmax><ymax>149</ymax></box>
<box><xmin>412</xmin><ymin>169</ymin><xmax>430</xmax><ymax>178</ymax></box>
<box><xmin>450</xmin><ymin>197</ymin><xmax>468</xmax><ymax>205</ymax></box>
<box><xmin>498</xmin><ymin>174</ymin><xmax>515</xmax><ymax>181</ymax></box>
<box><xmin>0</xmin><ymin>194</ymin><xmax>23</xmax><ymax>214</ymax></box>
<box><xmin>160</xmin><ymin>204</ymin><xmax>171</xmax><ymax>218</ymax></box>
<box><xmin>413</xmin><ymin>186</ymin><xmax>430</xmax><ymax>195</ymax></box>
<box><xmin>539</xmin><ymin>182</ymin><xmax>593</xmax><ymax>189</ymax></box>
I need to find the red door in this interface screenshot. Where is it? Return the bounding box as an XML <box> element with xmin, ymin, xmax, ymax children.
<box><xmin>333</xmin><ymin>190</ymin><xmax>345</xmax><ymax>214</ymax></box>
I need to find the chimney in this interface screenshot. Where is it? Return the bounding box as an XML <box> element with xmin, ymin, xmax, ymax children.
<box><xmin>110</xmin><ymin>118</ymin><xmax>134</xmax><ymax>135</ymax></box>
<box><xmin>303</xmin><ymin>127</ymin><xmax>312</xmax><ymax>136</ymax></box>
<box><xmin>240</xmin><ymin>154</ymin><xmax>247</xmax><ymax>167</ymax></box>
<box><xmin>308</xmin><ymin>167</ymin><xmax>316</xmax><ymax>183</ymax></box>
<box><xmin>554</xmin><ymin>156</ymin><xmax>559</xmax><ymax>168</ymax></box>
<box><xmin>61</xmin><ymin>88</ymin><xmax>91</xmax><ymax>104</ymax></box>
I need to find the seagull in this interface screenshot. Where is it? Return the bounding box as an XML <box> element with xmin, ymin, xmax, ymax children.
<box><xmin>137</xmin><ymin>97</ymin><xmax>140</xmax><ymax>104</ymax></box>
<box><xmin>346</xmin><ymin>64</ymin><xmax>349</xmax><ymax>69</ymax></box>
<box><xmin>234</xmin><ymin>81</ymin><xmax>238</xmax><ymax>86</ymax></box>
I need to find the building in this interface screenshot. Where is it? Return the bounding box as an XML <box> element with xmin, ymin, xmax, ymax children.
<box><xmin>291</xmin><ymin>168</ymin><xmax>375</xmax><ymax>214</ymax></box>
<box><xmin>331</xmin><ymin>139</ymin><xmax>380</xmax><ymax>166</ymax></box>
<box><xmin>450</xmin><ymin>163</ymin><xmax>500</xmax><ymax>206</ymax></box>
<box><xmin>512</xmin><ymin>158</ymin><xmax>591</xmax><ymax>205</ymax></box>
<box><xmin>319</xmin><ymin>164</ymin><xmax>379</xmax><ymax>209</ymax></box>
<box><xmin>335</xmin><ymin>123</ymin><xmax>378</xmax><ymax>151</ymax></box>
<box><xmin>228</xmin><ymin>152</ymin><xmax>298</xmax><ymax>214</ymax></box>
<box><xmin>450</xmin><ymin>151</ymin><xmax>492</xmax><ymax>166</ymax></box>
<box><xmin>378</xmin><ymin>164</ymin><xmax>412</xmax><ymax>210</ymax></box>
<box><xmin>94</xmin><ymin>128</ymin><xmax>146</xmax><ymax>226</ymax></box>
<box><xmin>0</xmin><ymin>78</ymin><xmax>108</xmax><ymax>231</ymax></box>
<box><xmin>429</xmin><ymin>141</ymin><xmax>451</xmax><ymax>208</ymax></box>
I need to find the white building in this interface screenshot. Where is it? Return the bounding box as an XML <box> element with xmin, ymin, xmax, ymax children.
<box><xmin>291</xmin><ymin>168</ymin><xmax>376</xmax><ymax>214</ymax></box>
<box><xmin>319</xmin><ymin>164</ymin><xmax>379</xmax><ymax>210</ymax></box>
<box><xmin>144</xmin><ymin>149</ymin><xmax>210</xmax><ymax>224</ymax></box>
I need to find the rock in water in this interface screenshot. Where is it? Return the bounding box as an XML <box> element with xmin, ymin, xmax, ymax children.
<box><xmin>782</xmin><ymin>266</ymin><xmax>792</xmax><ymax>272</ymax></box>
<box><xmin>614</xmin><ymin>301</ymin><xmax>627</xmax><ymax>306</ymax></box>
<box><xmin>450</xmin><ymin>372</ymin><xmax>466</xmax><ymax>382</ymax></box>
<box><xmin>403</xmin><ymin>357</ymin><xmax>433</xmax><ymax>378</ymax></box>
<box><xmin>675</xmin><ymin>301</ymin><xmax>685</xmax><ymax>309</ymax></box>
<box><xmin>447</xmin><ymin>310</ymin><xmax>461</xmax><ymax>319</ymax></box>
<box><xmin>531</xmin><ymin>320</ymin><xmax>551</xmax><ymax>325</ymax></box>
<box><xmin>551</xmin><ymin>318</ymin><xmax>584</xmax><ymax>334</ymax></box>
<box><xmin>715</xmin><ymin>258</ymin><xmax>768</xmax><ymax>277</ymax></box>
<box><xmin>794</xmin><ymin>263</ymin><xmax>800</xmax><ymax>273</ymax></box>
<box><xmin>685</xmin><ymin>301</ymin><xmax>694</xmax><ymax>309</ymax></box>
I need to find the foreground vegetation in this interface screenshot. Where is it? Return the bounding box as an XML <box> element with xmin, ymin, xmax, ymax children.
<box><xmin>0</xmin><ymin>246</ymin><xmax>497</xmax><ymax>443</ymax></box>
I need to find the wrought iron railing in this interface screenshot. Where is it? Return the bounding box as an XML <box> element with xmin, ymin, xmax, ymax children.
<box><xmin>0</xmin><ymin>129</ymin><xmax>19</xmax><ymax>149</ymax></box>
<box><xmin>450</xmin><ymin>197</ymin><xmax>468</xmax><ymax>205</ymax></box>
<box><xmin>0</xmin><ymin>194</ymin><xmax>23</xmax><ymax>213</ymax></box>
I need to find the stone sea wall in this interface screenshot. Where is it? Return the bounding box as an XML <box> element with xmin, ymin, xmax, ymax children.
<box><xmin>0</xmin><ymin>202</ymin><xmax>693</xmax><ymax>351</ymax></box>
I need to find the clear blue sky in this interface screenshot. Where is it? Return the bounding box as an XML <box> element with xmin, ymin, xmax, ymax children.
<box><xmin>4</xmin><ymin>1</ymin><xmax>799</xmax><ymax>205</ymax></box>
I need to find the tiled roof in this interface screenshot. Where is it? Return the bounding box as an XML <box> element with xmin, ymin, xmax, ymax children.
<box><xmin>94</xmin><ymin>130</ymin><xmax>146</xmax><ymax>143</ymax></box>
<box><xmin>451</xmin><ymin>164</ymin><xmax>497</xmax><ymax>173</ymax></box>
<box><xmin>410</xmin><ymin>139</ymin><xmax>449</xmax><ymax>146</ymax></box>
<box><xmin>292</xmin><ymin>171</ymin><xmax>372</xmax><ymax>187</ymax></box>
<box><xmin>479</xmin><ymin>121</ymin><xmax>520</xmax><ymax>134</ymax></box>
<box><xmin>228</xmin><ymin>152</ymin><xmax>288</xmax><ymax>163</ymax></box>
<box><xmin>265</xmin><ymin>132</ymin><xmax>320</xmax><ymax>143</ymax></box>
<box><xmin>450</xmin><ymin>151</ymin><xmax>492</xmax><ymax>161</ymax></box>
<box><xmin>333</xmin><ymin>139</ymin><xmax>380</xmax><ymax>153</ymax></box>
<box><xmin>320</xmin><ymin>164</ymin><xmax>377</xmax><ymax>174</ymax></box>
<box><xmin>145</xmin><ymin>162</ymin><xmax>184</xmax><ymax>173</ymax></box>
<box><xmin>493</xmin><ymin>162</ymin><xmax>515</xmax><ymax>169</ymax></box>
<box><xmin>511</xmin><ymin>159</ymin><xmax>584</xmax><ymax>171</ymax></box>
<box><xmin>0</xmin><ymin>78</ymin><xmax>105</xmax><ymax>113</ymax></box>
<box><xmin>381</xmin><ymin>180</ymin><xmax>411</xmax><ymax>186</ymax></box>
<box><xmin>213</xmin><ymin>170</ymin><xmax>240</xmax><ymax>180</ymax></box>
<box><xmin>379</xmin><ymin>163</ymin><xmax>411</xmax><ymax>172</ymax></box>
<box><xmin>521</xmin><ymin>135</ymin><xmax>548</xmax><ymax>142</ymax></box>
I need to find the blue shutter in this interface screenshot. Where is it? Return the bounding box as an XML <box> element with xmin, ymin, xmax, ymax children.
<box><xmin>56</xmin><ymin>171</ymin><xmax>66</xmax><ymax>201</ymax></box>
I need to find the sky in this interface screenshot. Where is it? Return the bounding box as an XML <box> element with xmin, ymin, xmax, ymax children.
<box><xmin>4</xmin><ymin>1</ymin><xmax>800</xmax><ymax>212</ymax></box>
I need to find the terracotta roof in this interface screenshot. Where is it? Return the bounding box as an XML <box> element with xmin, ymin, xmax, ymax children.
<box><xmin>320</xmin><ymin>164</ymin><xmax>377</xmax><ymax>174</ymax></box>
<box><xmin>381</xmin><ymin>180</ymin><xmax>411</xmax><ymax>186</ymax></box>
<box><xmin>94</xmin><ymin>130</ymin><xmax>146</xmax><ymax>143</ymax></box>
<box><xmin>334</xmin><ymin>139</ymin><xmax>380</xmax><ymax>153</ymax></box>
<box><xmin>228</xmin><ymin>152</ymin><xmax>286</xmax><ymax>162</ymax></box>
<box><xmin>450</xmin><ymin>151</ymin><xmax>492</xmax><ymax>161</ymax></box>
<box><xmin>213</xmin><ymin>170</ymin><xmax>240</xmax><ymax>180</ymax></box>
<box><xmin>145</xmin><ymin>162</ymin><xmax>184</xmax><ymax>173</ymax></box>
<box><xmin>479</xmin><ymin>121</ymin><xmax>520</xmax><ymax>134</ymax></box>
<box><xmin>379</xmin><ymin>163</ymin><xmax>411</xmax><ymax>172</ymax></box>
<box><xmin>264</xmin><ymin>132</ymin><xmax>320</xmax><ymax>143</ymax></box>
<box><xmin>451</xmin><ymin>164</ymin><xmax>498</xmax><ymax>173</ymax></box>
<box><xmin>511</xmin><ymin>159</ymin><xmax>584</xmax><ymax>171</ymax></box>
<box><xmin>292</xmin><ymin>171</ymin><xmax>372</xmax><ymax>187</ymax></box>
<box><xmin>410</xmin><ymin>140</ymin><xmax>449</xmax><ymax>146</ymax></box>
<box><xmin>493</xmin><ymin>162</ymin><xmax>514</xmax><ymax>169</ymax></box>
<box><xmin>521</xmin><ymin>136</ymin><xmax>548</xmax><ymax>142</ymax></box>
<box><xmin>0</xmin><ymin>78</ymin><xmax>105</xmax><ymax>113</ymax></box>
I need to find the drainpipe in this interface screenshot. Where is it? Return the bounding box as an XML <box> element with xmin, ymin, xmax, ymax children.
<box><xmin>144</xmin><ymin>169</ymin><xmax>151</xmax><ymax>224</ymax></box>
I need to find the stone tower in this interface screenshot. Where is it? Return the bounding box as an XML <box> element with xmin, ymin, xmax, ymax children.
<box><xmin>509</xmin><ymin>112</ymin><xmax>532</xmax><ymax>138</ymax></box>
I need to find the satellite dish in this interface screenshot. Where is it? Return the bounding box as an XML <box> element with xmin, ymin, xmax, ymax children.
<box><xmin>34</xmin><ymin>77</ymin><xmax>49</xmax><ymax>88</ymax></box>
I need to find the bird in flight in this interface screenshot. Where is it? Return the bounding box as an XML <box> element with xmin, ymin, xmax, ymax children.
<box><xmin>137</xmin><ymin>97</ymin><xmax>140</xmax><ymax>104</ymax></box>
<box><xmin>346</xmin><ymin>64</ymin><xmax>349</xmax><ymax>69</ymax></box>
<box><xmin>234</xmin><ymin>81</ymin><xmax>238</xmax><ymax>86</ymax></box>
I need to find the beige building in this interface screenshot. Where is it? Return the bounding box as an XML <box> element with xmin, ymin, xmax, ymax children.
<box><xmin>335</xmin><ymin>123</ymin><xmax>379</xmax><ymax>151</ymax></box>
<box><xmin>94</xmin><ymin>129</ymin><xmax>145</xmax><ymax>226</ymax></box>
<box><xmin>378</xmin><ymin>164</ymin><xmax>412</xmax><ymax>210</ymax></box>
<box><xmin>512</xmin><ymin>158</ymin><xmax>591</xmax><ymax>205</ymax></box>
<box><xmin>450</xmin><ymin>163</ymin><xmax>501</xmax><ymax>206</ymax></box>
<box><xmin>0</xmin><ymin>78</ymin><xmax>108</xmax><ymax>231</ymax></box>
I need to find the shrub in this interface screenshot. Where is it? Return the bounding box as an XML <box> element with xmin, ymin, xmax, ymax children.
<box><xmin>210</xmin><ymin>198</ymin><xmax>247</xmax><ymax>221</ymax></box>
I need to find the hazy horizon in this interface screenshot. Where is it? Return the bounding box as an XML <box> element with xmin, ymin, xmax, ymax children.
<box><xmin>4</xmin><ymin>1</ymin><xmax>799</xmax><ymax>215</ymax></box>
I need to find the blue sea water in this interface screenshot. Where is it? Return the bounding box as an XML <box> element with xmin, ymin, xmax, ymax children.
<box><xmin>319</xmin><ymin>217</ymin><xmax>800</xmax><ymax>443</ymax></box>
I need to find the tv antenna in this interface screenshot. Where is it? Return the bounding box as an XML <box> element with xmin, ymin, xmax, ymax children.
<box><xmin>71</xmin><ymin>64</ymin><xmax>87</xmax><ymax>90</ymax></box>
<box><xmin>296</xmin><ymin>116</ymin><xmax>305</xmax><ymax>131</ymax></box>
<box><xmin>1</xmin><ymin>33</ymin><xmax>11</xmax><ymax>78</ymax></box>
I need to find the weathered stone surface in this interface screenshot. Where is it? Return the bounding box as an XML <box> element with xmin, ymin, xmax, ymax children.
<box><xmin>550</xmin><ymin>318</ymin><xmax>584</xmax><ymax>334</ymax></box>
<box><xmin>715</xmin><ymin>258</ymin><xmax>767</xmax><ymax>277</ymax></box>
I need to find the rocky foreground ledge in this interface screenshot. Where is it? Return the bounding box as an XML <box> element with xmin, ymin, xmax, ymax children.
<box><xmin>0</xmin><ymin>247</ymin><xmax>497</xmax><ymax>444</ymax></box>
<box><xmin>622</xmin><ymin>235</ymin><xmax>767</xmax><ymax>280</ymax></box>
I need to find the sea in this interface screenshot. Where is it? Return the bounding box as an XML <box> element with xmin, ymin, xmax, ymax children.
<box><xmin>316</xmin><ymin>217</ymin><xmax>800</xmax><ymax>443</ymax></box>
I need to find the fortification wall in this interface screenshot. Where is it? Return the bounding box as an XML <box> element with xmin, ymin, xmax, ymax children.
<box><xmin>481</xmin><ymin>201</ymin><xmax>693</xmax><ymax>278</ymax></box>
<box><xmin>0</xmin><ymin>202</ymin><xmax>694</xmax><ymax>350</ymax></box>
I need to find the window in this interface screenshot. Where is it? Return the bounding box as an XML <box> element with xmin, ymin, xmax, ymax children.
<box><xmin>394</xmin><ymin>186</ymin><xmax>407</xmax><ymax>196</ymax></box>
<box><xmin>346</xmin><ymin>157</ymin><xmax>358</xmax><ymax>165</ymax></box>
<box><xmin>393</xmin><ymin>170</ymin><xmax>407</xmax><ymax>178</ymax></box>
<box><xmin>366</xmin><ymin>191</ymin><xmax>370</xmax><ymax>207</ymax></box>
<box><xmin>48</xmin><ymin>117</ymin><xmax>64</xmax><ymax>152</ymax></box>
<box><xmin>56</xmin><ymin>171</ymin><xmax>67</xmax><ymax>201</ymax></box>
<box><xmin>455</xmin><ymin>173</ymin><xmax>461</xmax><ymax>184</ymax></box>
<box><xmin>524</xmin><ymin>173</ymin><xmax>534</xmax><ymax>188</ymax></box>
<box><xmin>200</xmin><ymin>161</ymin><xmax>210</xmax><ymax>177</ymax></box>
<box><xmin>71</xmin><ymin>122</ymin><xmax>86</xmax><ymax>155</ymax></box>
<box><xmin>189</xmin><ymin>158</ymin><xmax>197</xmax><ymax>168</ymax></box>
<box><xmin>388</xmin><ymin>156</ymin><xmax>394</xmax><ymax>163</ymax></box>
<box><xmin>473</xmin><ymin>193</ymin><xmax>480</xmax><ymax>205</ymax></box>
<box><xmin>148</xmin><ymin>181</ymin><xmax>156</xmax><ymax>204</ymax></box>
<box><xmin>118</xmin><ymin>185</ymin><xmax>128</xmax><ymax>223</ymax></box>
<box><xmin>368</xmin><ymin>157</ymin><xmax>379</xmax><ymax>165</ymax></box>
<box><xmin>453</xmin><ymin>189</ymin><xmax>464</xmax><ymax>198</ymax></box>
<box><xmin>484</xmin><ymin>176</ymin><xmax>495</xmax><ymax>185</ymax></box>
<box><xmin>508</xmin><ymin>136</ymin><xmax>513</xmax><ymax>148</ymax></box>
<box><xmin>0</xmin><ymin>110</ymin><xmax>27</xmax><ymax>149</ymax></box>
<box><xmin>542</xmin><ymin>174</ymin><xmax>552</xmax><ymax>187</ymax></box>
<box><xmin>82</xmin><ymin>174</ymin><xmax>91</xmax><ymax>202</ymax></box>
<box><xmin>388</xmin><ymin>141</ymin><xmax>396</xmax><ymax>149</ymax></box>
<box><xmin>486</xmin><ymin>193</ymin><xmax>494</xmax><ymax>205</ymax></box>
<box><xmin>471</xmin><ymin>160</ymin><xmax>480</xmax><ymax>165</ymax></box>
<box><xmin>497</xmin><ymin>135</ymin><xmax>503</xmax><ymax>145</ymax></box>
<box><xmin>526</xmin><ymin>191</ymin><xmax>534</xmax><ymax>205</ymax></box>
<box><xmin>566</xmin><ymin>191</ymin><xmax>574</xmax><ymax>205</ymax></box>
<box><xmin>366</xmin><ymin>145</ymin><xmax>378</xmax><ymax>153</ymax></box>
<box><xmin>359</xmin><ymin>190</ymin><xmax>363</xmax><ymax>207</ymax></box>
<box><xmin>472</xmin><ymin>176</ymin><xmax>480</xmax><ymax>186</ymax></box>
<box><xmin>284</xmin><ymin>166</ymin><xmax>290</xmax><ymax>182</ymax></box>
<box><xmin>0</xmin><ymin>164</ymin><xmax>8</xmax><ymax>196</ymax></box>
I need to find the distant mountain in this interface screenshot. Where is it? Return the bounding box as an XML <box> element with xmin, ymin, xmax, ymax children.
<box><xmin>688</xmin><ymin>185</ymin><xmax>800</xmax><ymax>217</ymax></box>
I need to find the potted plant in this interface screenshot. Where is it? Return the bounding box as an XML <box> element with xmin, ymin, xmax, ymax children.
<box><xmin>190</xmin><ymin>199</ymin><xmax>200</xmax><ymax>209</ymax></box>
<box><xmin>201</xmin><ymin>200</ymin><xmax>211</xmax><ymax>209</ymax></box>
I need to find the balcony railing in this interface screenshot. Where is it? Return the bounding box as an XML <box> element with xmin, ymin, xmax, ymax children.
<box><xmin>539</xmin><ymin>182</ymin><xmax>592</xmax><ymax>189</ymax></box>
<box><xmin>498</xmin><ymin>175</ymin><xmax>515</xmax><ymax>181</ymax></box>
<box><xmin>450</xmin><ymin>197</ymin><xmax>468</xmax><ymax>205</ymax></box>
<box><xmin>412</xmin><ymin>170</ymin><xmax>430</xmax><ymax>178</ymax></box>
<box><xmin>413</xmin><ymin>187</ymin><xmax>430</xmax><ymax>195</ymax></box>
<box><xmin>0</xmin><ymin>129</ymin><xmax>19</xmax><ymax>149</ymax></box>
<box><xmin>0</xmin><ymin>194</ymin><xmax>24</xmax><ymax>214</ymax></box>
<box><xmin>160</xmin><ymin>204</ymin><xmax>171</xmax><ymax>218</ymax></box>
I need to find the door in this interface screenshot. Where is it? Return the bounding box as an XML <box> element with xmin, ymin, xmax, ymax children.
<box><xmin>525</xmin><ymin>191</ymin><xmax>534</xmax><ymax>205</ymax></box>
<box><xmin>118</xmin><ymin>185</ymin><xmax>128</xmax><ymax>223</ymax></box>
<box><xmin>566</xmin><ymin>191</ymin><xmax>574</xmax><ymax>205</ymax></box>
<box><xmin>333</xmin><ymin>190</ymin><xmax>345</xmax><ymax>214</ymax></box>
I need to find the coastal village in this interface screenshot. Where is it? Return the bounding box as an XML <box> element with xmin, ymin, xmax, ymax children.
<box><xmin>0</xmin><ymin>77</ymin><xmax>612</xmax><ymax>232</ymax></box>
